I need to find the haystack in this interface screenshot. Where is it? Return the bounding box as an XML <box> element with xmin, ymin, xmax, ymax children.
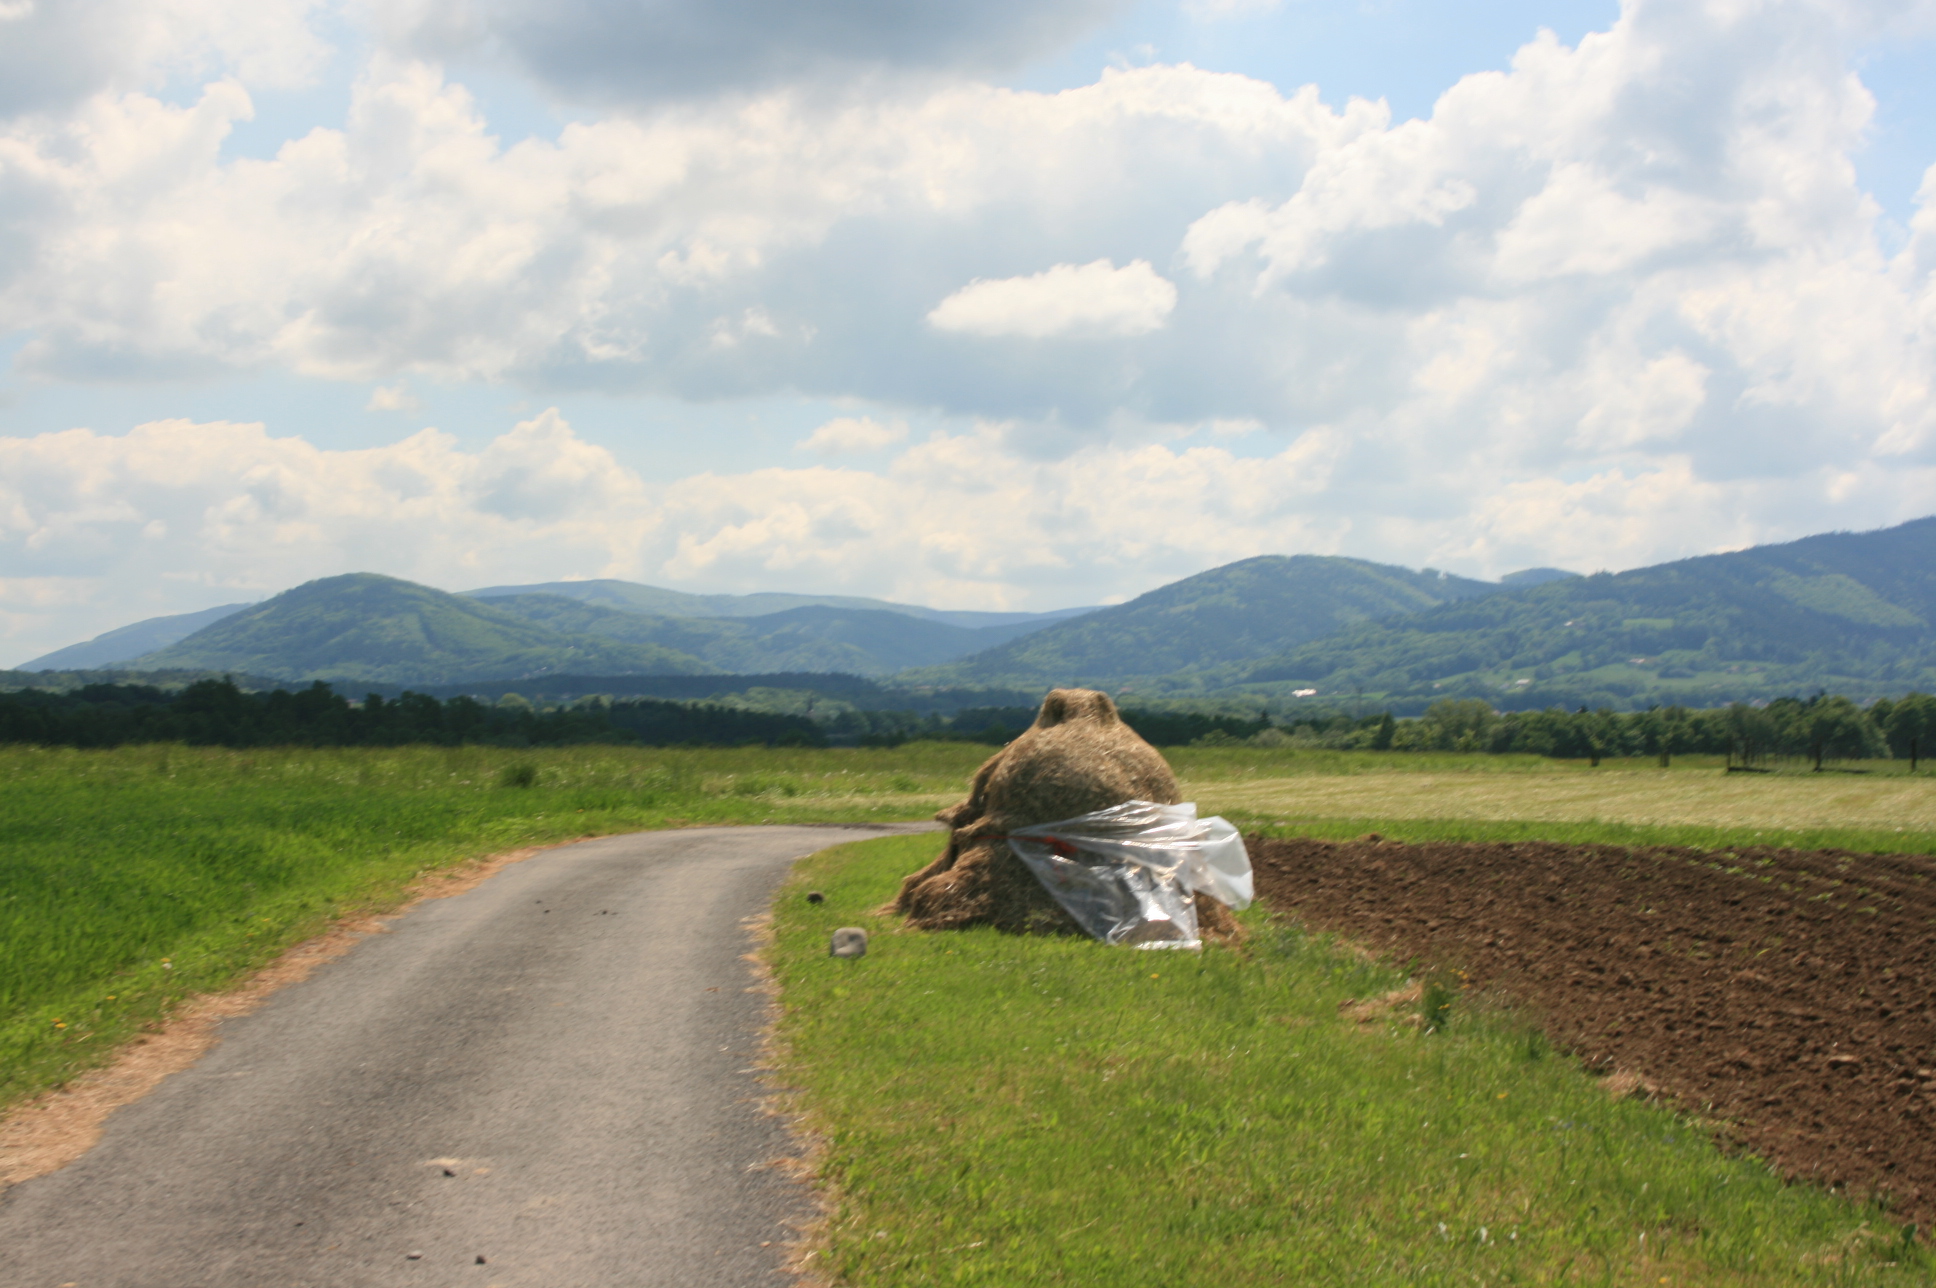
<box><xmin>892</xmin><ymin>688</ymin><xmax>1238</xmax><ymax>939</ymax></box>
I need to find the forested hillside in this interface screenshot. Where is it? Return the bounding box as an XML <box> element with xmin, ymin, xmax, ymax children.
<box><xmin>134</xmin><ymin>575</ymin><xmax>716</xmax><ymax>685</ymax></box>
<box><xmin>901</xmin><ymin>555</ymin><xmax>1499</xmax><ymax>688</ymax></box>
<box><xmin>33</xmin><ymin>519</ymin><xmax>1936</xmax><ymax>711</ymax></box>
<box><xmin>21</xmin><ymin>602</ymin><xmax>255</xmax><ymax>671</ymax></box>
<box><xmin>1235</xmin><ymin>518</ymin><xmax>1936</xmax><ymax>708</ymax></box>
<box><xmin>479</xmin><ymin>595</ymin><xmax>1049</xmax><ymax>675</ymax></box>
<box><xmin>465</xmin><ymin>577</ymin><xmax>1092</xmax><ymax>629</ymax></box>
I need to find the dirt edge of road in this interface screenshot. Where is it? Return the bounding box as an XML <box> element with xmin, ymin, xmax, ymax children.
<box><xmin>0</xmin><ymin>838</ymin><xmax>590</xmax><ymax>1193</ymax></box>
<box><xmin>744</xmin><ymin>896</ymin><xmax>838</xmax><ymax>1288</ymax></box>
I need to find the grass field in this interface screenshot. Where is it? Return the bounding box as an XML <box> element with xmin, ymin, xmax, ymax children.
<box><xmin>1171</xmin><ymin>750</ymin><xmax>1936</xmax><ymax>859</ymax></box>
<box><xmin>769</xmin><ymin>834</ymin><xmax>1935</xmax><ymax>1286</ymax></box>
<box><xmin>0</xmin><ymin>741</ymin><xmax>990</xmax><ymax>1110</ymax></box>
<box><xmin>1197</xmin><ymin>763</ymin><xmax>1936</xmax><ymax>835</ymax></box>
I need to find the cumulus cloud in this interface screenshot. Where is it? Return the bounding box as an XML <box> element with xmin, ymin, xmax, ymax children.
<box><xmin>0</xmin><ymin>57</ymin><xmax>1354</xmax><ymax>396</ymax></box>
<box><xmin>927</xmin><ymin>259</ymin><xmax>1178</xmax><ymax>338</ymax></box>
<box><xmin>795</xmin><ymin>416</ymin><xmax>909</xmax><ymax>454</ymax></box>
<box><xmin>0</xmin><ymin>0</ymin><xmax>329</xmax><ymax>117</ymax></box>
<box><xmin>375</xmin><ymin>0</ymin><xmax>1131</xmax><ymax>104</ymax></box>
<box><xmin>365</xmin><ymin>382</ymin><xmax>421</xmax><ymax>411</ymax></box>
<box><xmin>3</xmin><ymin>0</ymin><xmax>1936</xmax><ymax>649</ymax></box>
<box><xmin>0</xmin><ymin>410</ymin><xmax>651</xmax><ymax>661</ymax></box>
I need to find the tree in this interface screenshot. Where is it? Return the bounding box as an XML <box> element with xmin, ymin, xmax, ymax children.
<box><xmin>1791</xmin><ymin>695</ymin><xmax>1885</xmax><ymax>770</ymax></box>
<box><xmin>1420</xmin><ymin>698</ymin><xmax>1497</xmax><ymax>752</ymax></box>
<box><xmin>1370</xmin><ymin>711</ymin><xmax>1396</xmax><ymax>750</ymax></box>
<box><xmin>1720</xmin><ymin>702</ymin><xmax>1778</xmax><ymax>769</ymax></box>
<box><xmin>1884</xmin><ymin>692</ymin><xmax>1936</xmax><ymax>771</ymax></box>
<box><xmin>1639</xmin><ymin>705</ymin><xmax>1693</xmax><ymax>767</ymax></box>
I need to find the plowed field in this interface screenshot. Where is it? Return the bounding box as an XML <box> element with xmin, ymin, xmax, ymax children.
<box><xmin>1249</xmin><ymin>834</ymin><xmax>1936</xmax><ymax>1224</ymax></box>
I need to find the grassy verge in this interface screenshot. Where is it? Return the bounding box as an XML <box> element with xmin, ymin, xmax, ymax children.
<box><xmin>769</xmin><ymin>833</ymin><xmax>1933</xmax><ymax>1286</ymax></box>
<box><xmin>0</xmin><ymin>741</ymin><xmax>987</xmax><ymax>1109</ymax></box>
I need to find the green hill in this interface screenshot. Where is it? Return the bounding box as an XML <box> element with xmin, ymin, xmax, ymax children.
<box><xmin>19</xmin><ymin>602</ymin><xmax>255</xmax><ymax>671</ymax></box>
<box><xmin>477</xmin><ymin>596</ymin><xmax>1054</xmax><ymax>676</ymax></box>
<box><xmin>898</xmin><ymin>555</ymin><xmax>1499</xmax><ymax>689</ymax></box>
<box><xmin>464</xmin><ymin>578</ymin><xmax>1095</xmax><ymax>630</ymax></box>
<box><xmin>1236</xmin><ymin>517</ymin><xmax>1936</xmax><ymax>709</ymax></box>
<box><xmin>133</xmin><ymin>574</ymin><xmax>716</xmax><ymax>685</ymax></box>
<box><xmin>78</xmin><ymin>518</ymin><xmax>1936</xmax><ymax>706</ymax></box>
<box><xmin>712</xmin><ymin>606</ymin><xmax>1051</xmax><ymax>673</ymax></box>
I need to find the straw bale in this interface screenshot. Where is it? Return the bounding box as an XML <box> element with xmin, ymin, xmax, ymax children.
<box><xmin>892</xmin><ymin>688</ymin><xmax>1237</xmax><ymax>939</ymax></box>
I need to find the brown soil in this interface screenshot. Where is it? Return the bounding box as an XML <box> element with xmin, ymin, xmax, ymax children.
<box><xmin>0</xmin><ymin>839</ymin><xmax>578</xmax><ymax>1194</ymax></box>
<box><xmin>1249</xmin><ymin>833</ymin><xmax>1936</xmax><ymax>1222</ymax></box>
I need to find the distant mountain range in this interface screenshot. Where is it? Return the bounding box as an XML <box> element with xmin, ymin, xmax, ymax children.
<box><xmin>464</xmin><ymin>578</ymin><xmax>1093</xmax><ymax>630</ymax></box>
<box><xmin>14</xmin><ymin>517</ymin><xmax>1933</xmax><ymax>711</ymax></box>
<box><xmin>23</xmin><ymin>576</ymin><xmax>1094</xmax><ymax>684</ymax></box>
<box><xmin>898</xmin><ymin>555</ymin><xmax>1502</xmax><ymax>689</ymax></box>
<box><xmin>24</xmin><ymin>602</ymin><xmax>259</xmax><ymax>671</ymax></box>
<box><xmin>131</xmin><ymin>576</ymin><xmax>715</xmax><ymax>685</ymax></box>
<box><xmin>1221</xmin><ymin>518</ymin><xmax>1936</xmax><ymax>709</ymax></box>
<box><xmin>906</xmin><ymin>521</ymin><xmax>1936</xmax><ymax>707</ymax></box>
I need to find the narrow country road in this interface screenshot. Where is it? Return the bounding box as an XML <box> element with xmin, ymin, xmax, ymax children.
<box><xmin>0</xmin><ymin>824</ymin><xmax>932</xmax><ymax>1288</ymax></box>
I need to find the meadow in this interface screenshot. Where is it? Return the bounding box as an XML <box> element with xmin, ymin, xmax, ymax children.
<box><xmin>0</xmin><ymin>740</ymin><xmax>985</xmax><ymax>1108</ymax></box>
<box><xmin>1180</xmin><ymin>751</ymin><xmax>1936</xmax><ymax>857</ymax></box>
<box><xmin>770</xmin><ymin>834</ymin><xmax>1935</xmax><ymax>1286</ymax></box>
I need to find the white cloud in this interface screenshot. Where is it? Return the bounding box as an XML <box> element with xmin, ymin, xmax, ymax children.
<box><xmin>2</xmin><ymin>0</ymin><xmax>1936</xmax><ymax>653</ymax></box>
<box><xmin>0</xmin><ymin>0</ymin><xmax>329</xmax><ymax>117</ymax></box>
<box><xmin>926</xmin><ymin>259</ymin><xmax>1178</xmax><ymax>338</ymax></box>
<box><xmin>375</xmin><ymin>0</ymin><xmax>1131</xmax><ymax>105</ymax></box>
<box><xmin>0</xmin><ymin>410</ymin><xmax>651</xmax><ymax>661</ymax></box>
<box><xmin>0</xmin><ymin>60</ymin><xmax>1363</xmax><ymax>386</ymax></box>
<box><xmin>1491</xmin><ymin>163</ymin><xmax>1721</xmax><ymax>282</ymax></box>
<box><xmin>365</xmin><ymin>381</ymin><xmax>422</xmax><ymax>411</ymax></box>
<box><xmin>795</xmin><ymin>416</ymin><xmax>909</xmax><ymax>453</ymax></box>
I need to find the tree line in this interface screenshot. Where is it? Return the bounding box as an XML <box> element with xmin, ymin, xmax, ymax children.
<box><xmin>1266</xmin><ymin>692</ymin><xmax>1936</xmax><ymax>768</ymax></box>
<box><xmin>5</xmin><ymin>679</ymin><xmax>1931</xmax><ymax>765</ymax></box>
<box><xmin>0</xmin><ymin>679</ymin><xmax>824</xmax><ymax>749</ymax></box>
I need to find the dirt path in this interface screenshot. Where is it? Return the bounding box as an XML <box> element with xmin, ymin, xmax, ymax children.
<box><xmin>1250</xmin><ymin>834</ymin><xmax>1936</xmax><ymax>1223</ymax></box>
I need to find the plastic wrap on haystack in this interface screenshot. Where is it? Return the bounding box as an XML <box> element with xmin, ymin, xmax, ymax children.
<box><xmin>1005</xmin><ymin>800</ymin><xmax>1253</xmax><ymax>949</ymax></box>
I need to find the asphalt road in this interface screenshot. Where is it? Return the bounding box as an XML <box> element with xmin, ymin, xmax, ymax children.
<box><xmin>0</xmin><ymin>824</ymin><xmax>931</xmax><ymax>1288</ymax></box>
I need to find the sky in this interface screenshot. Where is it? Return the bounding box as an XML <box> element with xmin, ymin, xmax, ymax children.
<box><xmin>3</xmin><ymin>0</ymin><xmax>1936</xmax><ymax>664</ymax></box>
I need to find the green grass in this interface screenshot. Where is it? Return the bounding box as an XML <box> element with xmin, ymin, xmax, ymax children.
<box><xmin>770</xmin><ymin>834</ymin><xmax>1933</xmax><ymax>1286</ymax></box>
<box><xmin>1166</xmin><ymin>746</ymin><xmax>1572</xmax><ymax>777</ymax></box>
<box><xmin>0</xmin><ymin>741</ymin><xmax>988</xmax><ymax>1109</ymax></box>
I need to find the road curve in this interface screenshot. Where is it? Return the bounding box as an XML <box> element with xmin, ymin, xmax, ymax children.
<box><xmin>0</xmin><ymin>824</ymin><xmax>932</xmax><ymax>1288</ymax></box>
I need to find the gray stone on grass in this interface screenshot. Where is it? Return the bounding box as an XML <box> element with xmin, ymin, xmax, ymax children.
<box><xmin>829</xmin><ymin>928</ymin><xmax>867</xmax><ymax>958</ymax></box>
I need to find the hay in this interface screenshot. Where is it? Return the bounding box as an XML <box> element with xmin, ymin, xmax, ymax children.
<box><xmin>892</xmin><ymin>688</ymin><xmax>1238</xmax><ymax>939</ymax></box>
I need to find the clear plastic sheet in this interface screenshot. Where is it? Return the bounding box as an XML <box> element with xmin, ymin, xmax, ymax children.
<box><xmin>1004</xmin><ymin>800</ymin><xmax>1253</xmax><ymax>950</ymax></box>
